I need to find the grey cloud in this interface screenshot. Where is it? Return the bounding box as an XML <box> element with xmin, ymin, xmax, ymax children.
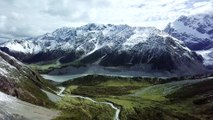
<box><xmin>131</xmin><ymin>4</ymin><xmax>146</xmax><ymax>8</ymax></box>
<box><xmin>0</xmin><ymin>0</ymin><xmax>111</xmax><ymax>42</ymax></box>
<box><xmin>43</xmin><ymin>0</ymin><xmax>110</xmax><ymax>20</ymax></box>
<box><xmin>0</xmin><ymin>0</ymin><xmax>212</xmax><ymax>42</ymax></box>
<box><xmin>184</xmin><ymin>0</ymin><xmax>211</xmax><ymax>8</ymax></box>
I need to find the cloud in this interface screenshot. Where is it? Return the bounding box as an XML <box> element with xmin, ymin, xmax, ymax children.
<box><xmin>190</xmin><ymin>1</ymin><xmax>213</xmax><ymax>15</ymax></box>
<box><xmin>0</xmin><ymin>0</ymin><xmax>212</xmax><ymax>42</ymax></box>
<box><xmin>43</xmin><ymin>0</ymin><xmax>110</xmax><ymax>19</ymax></box>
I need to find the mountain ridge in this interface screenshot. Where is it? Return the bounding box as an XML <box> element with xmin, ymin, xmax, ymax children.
<box><xmin>0</xmin><ymin>50</ymin><xmax>56</xmax><ymax>106</ymax></box>
<box><xmin>0</xmin><ymin>24</ymin><xmax>206</xmax><ymax>75</ymax></box>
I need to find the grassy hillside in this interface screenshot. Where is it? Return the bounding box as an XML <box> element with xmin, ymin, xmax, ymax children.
<box><xmin>0</xmin><ymin>51</ymin><xmax>58</xmax><ymax>107</ymax></box>
<box><xmin>56</xmin><ymin>75</ymin><xmax>213</xmax><ymax>120</ymax></box>
<box><xmin>30</xmin><ymin>60</ymin><xmax>85</xmax><ymax>74</ymax></box>
<box><xmin>54</xmin><ymin>96</ymin><xmax>115</xmax><ymax>120</ymax></box>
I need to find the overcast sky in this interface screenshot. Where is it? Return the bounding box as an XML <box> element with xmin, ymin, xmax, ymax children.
<box><xmin>0</xmin><ymin>0</ymin><xmax>212</xmax><ymax>41</ymax></box>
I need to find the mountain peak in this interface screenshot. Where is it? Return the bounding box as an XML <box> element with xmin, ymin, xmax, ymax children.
<box><xmin>165</xmin><ymin>13</ymin><xmax>213</xmax><ymax>50</ymax></box>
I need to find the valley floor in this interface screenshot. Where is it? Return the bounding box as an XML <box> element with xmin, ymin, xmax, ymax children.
<box><xmin>49</xmin><ymin>75</ymin><xmax>213</xmax><ymax>120</ymax></box>
<box><xmin>2</xmin><ymin>73</ymin><xmax>213</xmax><ymax>120</ymax></box>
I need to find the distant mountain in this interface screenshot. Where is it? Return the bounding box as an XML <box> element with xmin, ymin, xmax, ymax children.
<box><xmin>165</xmin><ymin>14</ymin><xmax>213</xmax><ymax>51</ymax></box>
<box><xmin>165</xmin><ymin>14</ymin><xmax>213</xmax><ymax>69</ymax></box>
<box><xmin>0</xmin><ymin>24</ymin><xmax>205</xmax><ymax>75</ymax></box>
<box><xmin>0</xmin><ymin>50</ymin><xmax>56</xmax><ymax>106</ymax></box>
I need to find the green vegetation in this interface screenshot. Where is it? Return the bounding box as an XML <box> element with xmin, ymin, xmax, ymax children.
<box><xmin>16</xmin><ymin>68</ymin><xmax>58</xmax><ymax>107</ymax></box>
<box><xmin>29</xmin><ymin>59</ymin><xmax>85</xmax><ymax>74</ymax></box>
<box><xmin>54</xmin><ymin>96</ymin><xmax>115</xmax><ymax>120</ymax></box>
<box><xmin>56</xmin><ymin>75</ymin><xmax>213</xmax><ymax>120</ymax></box>
<box><xmin>71</xmin><ymin>86</ymin><xmax>141</xmax><ymax>97</ymax></box>
<box><xmin>0</xmin><ymin>59</ymin><xmax>57</xmax><ymax>108</ymax></box>
<box><xmin>63</xmin><ymin>75</ymin><xmax>152</xmax><ymax>97</ymax></box>
<box><xmin>18</xmin><ymin>79</ymin><xmax>55</xmax><ymax>107</ymax></box>
<box><xmin>167</xmin><ymin>79</ymin><xmax>213</xmax><ymax>99</ymax></box>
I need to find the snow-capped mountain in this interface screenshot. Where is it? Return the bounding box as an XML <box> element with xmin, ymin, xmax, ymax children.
<box><xmin>165</xmin><ymin>14</ymin><xmax>213</xmax><ymax>69</ymax></box>
<box><xmin>0</xmin><ymin>24</ymin><xmax>206</xmax><ymax>75</ymax></box>
<box><xmin>165</xmin><ymin>14</ymin><xmax>213</xmax><ymax>51</ymax></box>
<box><xmin>0</xmin><ymin>50</ymin><xmax>56</xmax><ymax>106</ymax></box>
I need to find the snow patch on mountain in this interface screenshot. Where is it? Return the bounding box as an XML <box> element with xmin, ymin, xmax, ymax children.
<box><xmin>169</xmin><ymin>19</ymin><xmax>209</xmax><ymax>40</ymax></box>
<box><xmin>123</xmin><ymin>27</ymin><xmax>153</xmax><ymax>48</ymax></box>
<box><xmin>196</xmin><ymin>49</ymin><xmax>213</xmax><ymax>66</ymax></box>
<box><xmin>0</xmin><ymin>67</ymin><xmax>9</xmax><ymax>77</ymax></box>
<box><xmin>2</xmin><ymin>40</ymin><xmax>43</xmax><ymax>54</ymax></box>
<box><xmin>0</xmin><ymin>91</ymin><xmax>13</xmax><ymax>102</ymax></box>
<box><xmin>0</xmin><ymin>52</ymin><xmax>20</xmax><ymax>78</ymax></box>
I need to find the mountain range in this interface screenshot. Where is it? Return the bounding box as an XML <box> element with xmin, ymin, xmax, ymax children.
<box><xmin>0</xmin><ymin>24</ymin><xmax>206</xmax><ymax>76</ymax></box>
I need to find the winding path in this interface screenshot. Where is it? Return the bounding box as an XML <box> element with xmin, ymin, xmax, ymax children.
<box><xmin>57</xmin><ymin>87</ymin><xmax>120</xmax><ymax>120</ymax></box>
